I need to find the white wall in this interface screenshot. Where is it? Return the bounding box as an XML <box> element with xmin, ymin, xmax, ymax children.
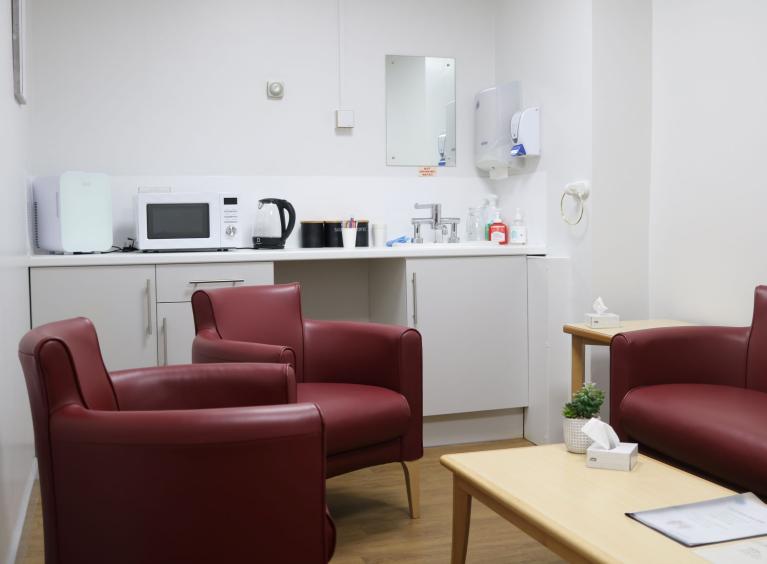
<box><xmin>27</xmin><ymin>0</ymin><xmax>493</xmax><ymax>178</ymax></box>
<box><xmin>650</xmin><ymin>0</ymin><xmax>767</xmax><ymax>325</ymax></box>
<box><xmin>26</xmin><ymin>0</ymin><xmax>520</xmax><ymax>248</ymax></box>
<box><xmin>494</xmin><ymin>0</ymin><xmax>594</xmax><ymax>442</ymax></box>
<box><xmin>493</xmin><ymin>0</ymin><xmax>653</xmax><ymax>432</ymax></box>
<box><xmin>590</xmin><ymin>0</ymin><xmax>652</xmax><ymax>418</ymax></box>
<box><xmin>494</xmin><ymin>0</ymin><xmax>593</xmax><ymax>302</ymax></box>
<box><xmin>592</xmin><ymin>0</ymin><xmax>651</xmax><ymax>318</ymax></box>
<box><xmin>104</xmin><ymin>175</ymin><xmax>503</xmax><ymax>249</ymax></box>
<box><xmin>0</xmin><ymin>6</ymin><xmax>35</xmax><ymax>563</ymax></box>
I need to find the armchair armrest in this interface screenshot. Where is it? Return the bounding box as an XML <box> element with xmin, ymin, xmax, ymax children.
<box><xmin>50</xmin><ymin>403</ymin><xmax>332</xmax><ymax>563</ymax></box>
<box><xmin>610</xmin><ymin>325</ymin><xmax>749</xmax><ymax>437</ymax></box>
<box><xmin>110</xmin><ymin>362</ymin><xmax>296</xmax><ymax>411</ymax></box>
<box><xmin>192</xmin><ymin>332</ymin><xmax>296</xmax><ymax>366</ymax></box>
<box><xmin>303</xmin><ymin>319</ymin><xmax>422</xmax><ymax>392</ymax></box>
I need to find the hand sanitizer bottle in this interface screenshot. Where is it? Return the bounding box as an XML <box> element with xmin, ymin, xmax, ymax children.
<box><xmin>509</xmin><ymin>208</ymin><xmax>527</xmax><ymax>245</ymax></box>
<box><xmin>488</xmin><ymin>211</ymin><xmax>508</xmax><ymax>245</ymax></box>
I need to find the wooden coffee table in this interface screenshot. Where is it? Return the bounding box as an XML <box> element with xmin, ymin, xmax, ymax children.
<box><xmin>441</xmin><ymin>444</ymin><xmax>736</xmax><ymax>563</ymax></box>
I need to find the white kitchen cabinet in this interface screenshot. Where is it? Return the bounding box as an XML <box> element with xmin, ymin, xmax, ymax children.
<box><xmin>30</xmin><ymin>265</ymin><xmax>158</xmax><ymax>370</ymax></box>
<box><xmin>29</xmin><ymin>262</ymin><xmax>274</xmax><ymax>370</ymax></box>
<box><xmin>29</xmin><ymin>255</ymin><xmax>529</xmax><ymax>420</ymax></box>
<box><xmin>157</xmin><ymin>302</ymin><xmax>195</xmax><ymax>365</ymax></box>
<box><xmin>404</xmin><ymin>256</ymin><xmax>528</xmax><ymax>416</ymax></box>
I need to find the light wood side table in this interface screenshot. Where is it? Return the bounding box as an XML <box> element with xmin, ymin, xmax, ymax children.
<box><xmin>563</xmin><ymin>320</ymin><xmax>691</xmax><ymax>395</ymax></box>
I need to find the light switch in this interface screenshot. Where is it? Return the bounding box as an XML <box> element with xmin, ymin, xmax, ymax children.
<box><xmin>336</xmin><ymin>109</ymin><xmax>354</xmax><ymax>128</ymax></box>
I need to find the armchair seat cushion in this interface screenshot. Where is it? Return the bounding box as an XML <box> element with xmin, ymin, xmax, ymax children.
<box><xmin>298</xmin><ymin>383</ymin><xmax>410</xmax><ymax>455</ymax></box>
<box><xmin>621</xmin><ymin>383</ymin><xmax>767</xmax><ymax>494</ymax></box>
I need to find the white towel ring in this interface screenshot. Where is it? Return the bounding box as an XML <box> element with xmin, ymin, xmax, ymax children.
<box><xmin>560</xmin><ymin>181</ymin><xmax>591</xmax><ymax>226</ymax></box>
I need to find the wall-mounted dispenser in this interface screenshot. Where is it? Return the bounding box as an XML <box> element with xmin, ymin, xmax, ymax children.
<box><xmin>474</xmin><ymin>82</ymin><xmax>520</xmax><ymax>179</ymax></box>
<box><xmin>510</xmin><ymin>107</ymin><xmax>540</xmax><ymax>158</ymax></box>
<box><xmin>474</xmin><ymin>82</ymin><xmax>540</xmax><ymax>179</ymax></box>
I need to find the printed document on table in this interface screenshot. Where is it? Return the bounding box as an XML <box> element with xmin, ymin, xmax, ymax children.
<box><xmin>626</xmin><ymin>493</ymin><xmax>767</xmax><ymax>547</ymax></box>
<box><xmin>695</xmin><ymin>538</ymin><xmax>767</xmax><ymax>563</ymax></box>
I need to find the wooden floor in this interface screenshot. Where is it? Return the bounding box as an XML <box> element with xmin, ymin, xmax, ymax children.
<box><xmin>16</xmin><ymin>439</ymin><xmax>562</xmax><ymax>563</ymax></box>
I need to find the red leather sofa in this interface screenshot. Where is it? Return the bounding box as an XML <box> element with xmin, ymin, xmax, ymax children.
<box><xmin>611</xmin><ymin>286</ymin><xmax>767</xmax><ymax>496</ymax></box>
<box><xmin>19</xmin><ymin>317</ymin><xmax>335</xmax><ymax>564</ymax></box>
<box><xmin>191</xmin><ymin>283</ymin><xmax>424</xmax><ymax>517</ymax></box>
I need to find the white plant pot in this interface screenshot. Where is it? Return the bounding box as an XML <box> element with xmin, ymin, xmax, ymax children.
<box><xmin>563</xmin><ymin>417</ymin><xmax>595</xmax><ymax>453</ymax></box>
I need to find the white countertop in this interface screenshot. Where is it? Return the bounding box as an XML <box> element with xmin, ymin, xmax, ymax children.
<box><xmin>26</xmin><ymin>244</ymin><xmax>546</xmax><ymax>267</ymax></box>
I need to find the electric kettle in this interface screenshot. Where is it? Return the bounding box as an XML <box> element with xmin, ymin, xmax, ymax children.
<box><xmin>252</xmin><ymin>198</ymin><xmax>296</xmax><ymax>249</ymax></box>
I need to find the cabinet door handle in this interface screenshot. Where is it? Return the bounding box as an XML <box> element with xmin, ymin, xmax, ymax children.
<box><xmin>411</xmin><ymin>272</ymin><xmax>418</xmax><ymax>327</ymax></box>
<box><xmin>188</xmin><ymin>279</ymin><xmax>245</xmax><ymax>287</ymax></box>
<box><xmin>162</xmin><ymin>317</ymin><xmax>168</xmax><ymax>366</ymax></box>
<box><xmin>145</xmin><ymin>279</ymin><xmax>153</xmax><ymax>336</ymax></box>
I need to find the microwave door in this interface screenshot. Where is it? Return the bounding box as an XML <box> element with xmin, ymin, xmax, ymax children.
<box><xmin>141</xmin><ymin>201</ymin><xmax>218</xmax><ymax>250</ymax></box>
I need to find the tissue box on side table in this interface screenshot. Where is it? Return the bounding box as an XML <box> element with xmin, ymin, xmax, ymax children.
<box><xmin>585</xmin><ymin>313</ymin><xmax>620</xmax><ymax>329</ymax></box>
<box><xmin>586</xmin><ymin>442</ymin><xmax>638</xmax><ymax>471</ymax></box>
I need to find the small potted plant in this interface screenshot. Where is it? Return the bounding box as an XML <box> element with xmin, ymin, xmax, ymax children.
<box><xmin>563</xmin><ymin>383</ymin><xmax>605</xmax><ymax>453</ymax></box>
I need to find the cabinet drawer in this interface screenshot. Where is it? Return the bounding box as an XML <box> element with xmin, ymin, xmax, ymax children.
<box><xmin>156</xmin><ymin>262</ymin><xmax>274</xmax><ymax>303</ymax></box>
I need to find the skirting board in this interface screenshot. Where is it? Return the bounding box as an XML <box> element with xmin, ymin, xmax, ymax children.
<box><xmin>423</xmin><ymin>408</ymin><xmax>524</xmax><ymax>447</ymax></box>
<box><xmin>5</xmin><ymin>458</ymin><xmax>37</xmax><ymax>564</ymax></box>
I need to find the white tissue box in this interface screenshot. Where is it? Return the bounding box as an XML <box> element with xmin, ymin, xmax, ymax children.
<box><xmin>586</xmin><ymin>442</ymin><xmax>638</xmax><ymax>471</ymax></box>
<box><xmin>585</xmin><ymin>313</ymin><xmax>620</xmax><ymax>329</ymax></box>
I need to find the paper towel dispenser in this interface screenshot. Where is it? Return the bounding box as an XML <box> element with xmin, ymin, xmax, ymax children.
<box><xmin>474</xmin><ymin>82</ymin><xmax>539</xmax><ymax>179</ymax></box>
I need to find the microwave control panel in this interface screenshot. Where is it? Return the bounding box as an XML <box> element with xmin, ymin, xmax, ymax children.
<box><xmin>220</xmin><ymin>193</ymin><xmax>244</xmax><ymax>246</ymax></box>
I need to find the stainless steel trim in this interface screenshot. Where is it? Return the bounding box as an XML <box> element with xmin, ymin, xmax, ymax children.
<box><xmin>162</xmin><ymin>317</ymin><xmax>168</xmax><ymax>366</ymax></box>
<box><xmin>145</xmin><ymin>279</ymin><xmax>153</xmax><ymax>335</ymax></box>
<box><xmin>412</xmin><ymin>272</ymin><xmax>418</xmax><ymax>327</ymax></box>
<box><xmin>188</xmin><ymin>279</ymin><xmax>245</xmax><ymax>287</ymax></box>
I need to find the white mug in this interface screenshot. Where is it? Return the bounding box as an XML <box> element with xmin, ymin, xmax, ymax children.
<box><xmin>372</xmin><ymin>224</ymin><xmax>387</xmax><ymax>247</ymax></box>
<box><xmin>341</xmin><ymin>227</ymin><xmax>357</xmax><ymax>249</ymax></box>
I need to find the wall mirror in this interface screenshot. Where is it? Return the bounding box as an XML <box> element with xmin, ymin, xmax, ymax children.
<box><xmin>386</xmin><ymin>55</ymin><xmax>456</xmax><ymax>167</ymax></box>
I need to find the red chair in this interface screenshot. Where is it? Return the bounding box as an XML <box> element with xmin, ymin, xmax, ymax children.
<box><xmin>611</xmin><ymin>286</ymin><xmax>767</xmax><ymax>496</ymax></box>
<box><xmin>19</xmin><ymin>317</ymin><xmax>335</xmax><ymax>564</ymax></box>
<box><xmin>191</xmin><ymin>282</ymin><xmax>424</xmax><ymax>517</ymax></box>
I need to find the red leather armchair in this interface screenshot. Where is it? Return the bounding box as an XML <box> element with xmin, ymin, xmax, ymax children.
<box><xmin>611</xmin><ymin>286</ymin><xmax>767</xmax><ymax>496</ymax></box>
<box><xmin>191</xmin><ymin>283</ymin><xmax>424</xmax><ymax>517</ymax></box>
<box><xmin>19</xmin><ymin>317</ymin><xmax>335</xmax><ymax>564</ymax></box>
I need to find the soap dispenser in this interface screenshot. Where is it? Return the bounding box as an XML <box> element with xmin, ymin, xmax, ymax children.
<box><xmin>488</xmin><ymin>210</ymin><xmax>508</xmax><ymax>245</ymax></box>
<box><xmin>509</xmin><ymin>208</ymin><xmax>527</xmax><ymax>245</ymax></box>
<box><xmin>509</xmin><ymin>108</ymin><xmax>541</xmax><ymax>158</ymax></box>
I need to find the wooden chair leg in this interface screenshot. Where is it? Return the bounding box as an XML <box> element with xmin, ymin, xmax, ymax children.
<box><xmin>401</xmin><ymin>459</ymin><xmax>421</xmax><ymax>519</ymax></box>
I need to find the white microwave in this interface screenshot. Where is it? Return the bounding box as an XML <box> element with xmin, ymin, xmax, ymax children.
<box><xmin>136</xmin><ymin>192</ymin><xmax>245</xmax><ymax>251</ymax></box>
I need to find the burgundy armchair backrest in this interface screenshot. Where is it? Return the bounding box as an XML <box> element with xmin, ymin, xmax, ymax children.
<box><xmin>192</xmin><ymin>283</ymin><xmax>306</xmax><ymax>379</ymax></box>
<box><xmin>18</xmin><ymin>317</ymin><xmax>117</xmax><ymax>564</ymax></box>
<box><xmin>19</xmin><ymin>317</ymin><xmax>117</xmax><ymax>412</ymax></box>
<box><xmin>747</xmin><ymin>286</ymin><xmax>767</xmax><ymax>392</ymax></box>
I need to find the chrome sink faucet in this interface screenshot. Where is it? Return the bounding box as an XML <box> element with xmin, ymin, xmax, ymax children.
<box><xmin>412</xmin><ymin>203</ymin><xmax>460</xmax><ymax>243</ymax></box>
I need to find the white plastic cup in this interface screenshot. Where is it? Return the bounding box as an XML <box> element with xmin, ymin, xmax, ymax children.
<box><xmin>372</xmin><ymin>224</ymin><xmax>387</xmax><ymax>247</ymax></box>
<box><xmin>341</xmin><ymin>227</ymin><xmax>358</xmax><ymax>249</ymax></box>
